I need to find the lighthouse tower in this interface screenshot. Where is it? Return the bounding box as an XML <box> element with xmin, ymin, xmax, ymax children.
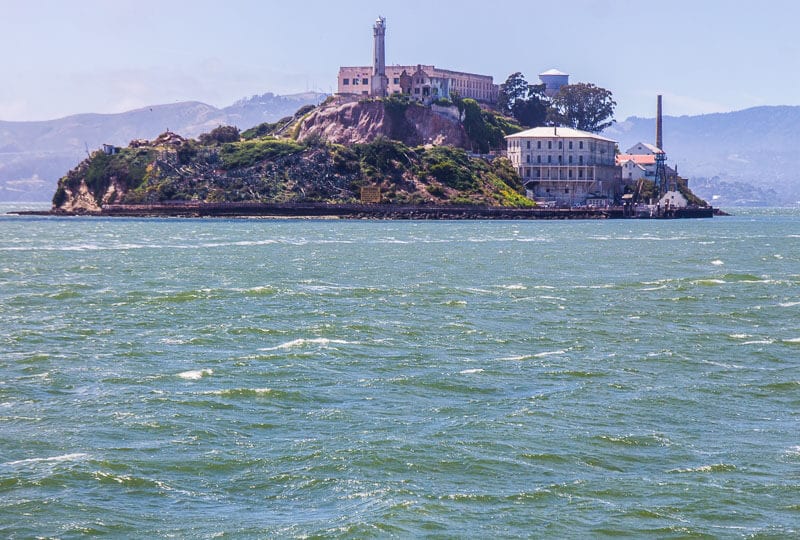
<box><xmin>371</xmin><ymin>16</ymin><xmax>388</xmax><ymax>97</ymax></box>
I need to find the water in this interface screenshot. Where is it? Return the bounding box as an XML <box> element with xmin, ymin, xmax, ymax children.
<box><xmin>1</xmin><ymin>205</ymin><xmax>799</xmax><ymax>537</ymax></box>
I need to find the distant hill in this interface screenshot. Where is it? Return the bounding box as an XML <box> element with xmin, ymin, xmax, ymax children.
<box><xmin>0</xmin><ymin>92</ymin><xmax>326</xmax><ymax>202</ymax></box>
<box><xmin>606</xmin><ymin>106</ymin><xmax>800</xmax><ymax>205</ymax></box>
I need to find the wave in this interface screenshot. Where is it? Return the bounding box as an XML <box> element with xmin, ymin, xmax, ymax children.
<box><xmin>668</xmin><ymin>463</ymin><xmax>737</xmax><ymax>473</ymax></box>
<box><xmin>259</xmin><ymin>338</ymin><xmax>358</xmax><ymax>351</ymax></box>
<box><xmin>177</xmin><ymin>369</ymin><xmax>213</xmax><ymax>380</ymax></box>
<box><xmin>4</xmin><ymin>453</ymin><xmax>89</xmax><ymax>466</ymax></box>
<box><xmin>200</xmin><ymin>388</ymin><xmax>277</xmax><ymax>399</ymax></box>
<box><xmin>499</xmin><ymin>350</ymin><xmax>566</xmax><ymax>361</ymax></box>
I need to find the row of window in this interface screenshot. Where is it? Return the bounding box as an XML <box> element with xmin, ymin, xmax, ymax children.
<box><xmin>342</xmin><ymin>78</ymin><xmax>370</xmax><ymax>86</ymax></box>
<box><xmin>513</xmin><ymin>139</ymin><xmax>586</xmax><ymax>150</ymax></box>
<box><xmin>526</xmin><ymin>154</ymin><xmax>586</xmax><ymax>165</ymax></box>
<box><xmin>523</xmin><ymin>168</ymin><xmax>590</xmax><ymax>180</ymax></box>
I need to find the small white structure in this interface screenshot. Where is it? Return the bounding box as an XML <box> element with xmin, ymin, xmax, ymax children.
<box><xmin>619</xmin><ymin>158</ymin><xmax>648</xmax><ymax>182</ymax></box>
<box><xmin>505</xmin><ymin>126</ymin><xmax>621</xmax><ymax>206</ymax></box>
<box><xmin>539</xmin><ymin>68</ymin><xmax>569</xmax><ymax>97</ymax></box>
<box><xmin>626</xmin><ymin>142</ymin><xmax>662</xmax><ymax>155</ymax></box>
<box><xmin>658</xmin><ymin>190</ymin><xmax>688</xmax><ymax>209</ymax></box>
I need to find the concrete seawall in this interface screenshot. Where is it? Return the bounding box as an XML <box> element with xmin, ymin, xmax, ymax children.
<box><xmin>17</xmin><ymin>202</ymin><xmax>715</xmax><ymax>219</ymax></box>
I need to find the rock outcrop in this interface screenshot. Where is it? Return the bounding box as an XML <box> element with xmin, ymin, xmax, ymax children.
<box><xmin>294</xmin><ymin>99</ymin><xmax>469</xmax><ymax>148</ymax></box>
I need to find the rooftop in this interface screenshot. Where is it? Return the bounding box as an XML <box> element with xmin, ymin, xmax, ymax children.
<box><xmin>617</xmin><ymin>154</ymin><xmax>656</xmax><ymax>166</ymax></box>
<box><xmin>505</xmin><ymin>126</ymin><xmax>616</xmax><ymax>143</ymax></box>
<box><xmin>539</xmin><ymin>68</ymin><xmax>568</xmax><ymax>77</ymax></box>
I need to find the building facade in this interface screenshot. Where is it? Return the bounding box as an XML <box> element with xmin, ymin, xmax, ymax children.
<box><xmin>337</xmin><ymin>17</ymin><xmax>498</xmax><ymax>104</ymax></box>
<box><xmin>505</xmin><ymin>126</ymin><xmax>621</xmax><ymax>206</ymax></box>
<box><xmin>616</xmin><ymin>142</ymin><xmax>678</xmax><ymax>185</ymax></box>
<box><xmin>338</xmin><ymin>64</ymin><xmax>498</xmax><ymax>104</ymax></box>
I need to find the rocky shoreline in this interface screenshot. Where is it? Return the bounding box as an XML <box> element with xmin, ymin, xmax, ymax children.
<box><xmin>12</xmin><ymin>202</ymin><xmax>716</xmax><ymax>220</ymax></box>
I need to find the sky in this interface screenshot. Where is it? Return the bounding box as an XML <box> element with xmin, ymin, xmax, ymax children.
<box><xmin>2</xmin><ymin>0</ymin><xmax>799</xmax><ymax>122</ymax></box>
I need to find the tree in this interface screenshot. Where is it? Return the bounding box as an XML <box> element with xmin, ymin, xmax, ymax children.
<box><xmin>498</xmin><ymin>73</ymin><xmax>549</xmax><ymax>128</ymax></box>
<box><xmin>547</xmin><ymin>83</ymin><xmax>616</xmax><ymax>133</ymax></box>
<box><xmin>511</xmin><ymin>83</ymin><xmax>548</xmax><ymax>128</ymax></box>
<box><xmin>199</xmin><ymin>125</ymin><xmax>241</xmax><ymax>145</ymax></box>
<box><xmin>498</xmin><ymin>72</ymin><xmax>530</xmax><ymax>117</ymax></box>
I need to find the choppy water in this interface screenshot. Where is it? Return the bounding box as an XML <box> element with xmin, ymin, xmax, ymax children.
<box><xmin>1</xmin><ymin>204</ymin><xmax>799</xmax><ymax>537</ymax></box>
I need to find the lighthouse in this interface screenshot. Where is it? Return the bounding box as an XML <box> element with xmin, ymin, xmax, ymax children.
<box><xmin>371</xmin><ymin>17</ymin><xmax>388</xmax><ymax>97</ymax></box>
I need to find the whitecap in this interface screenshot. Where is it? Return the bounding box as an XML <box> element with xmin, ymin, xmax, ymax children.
<box><xmin>729</xmin><ymin>334</ymin><xmax>751</xmax><ymax>339</ymax></box>
<box><xmin>711</xmin><ymin>260</ymin><xmax>724</xmax><ymax>266</ymax></box>
<box><xmin>259</xmin><ymin>338</ymin><xmax>355</xmax><ymax>351</ymax></box>
<box><xmin>742</xmin><ymin>340</ymin><xmax>774</xmax><ymax>345</ymax></box>
<box><xmin>499</xmin><ymin>355</ymin><xmax>532</xmax><ymax>361</ymax></box>
<box><xmin>177</xmin><ymin>369</ymin><xmax>213</xmax><ymax>380</ymax></box>
<box><xmin>460</xmin><ymin>368</ymin><xmax>484</xmax><ymax>374</ymax></box>
<box><xmin>783</xmin><ymin>338</ymin><xmax>800</xmax><ymax>344</ymax></box>
<box><xmin>5</xmin><ymin>453</ymin><xmax>89</xmax><ymax>466</ymax></box>
<box><xmin>534</xmin><ymin>350</ymin><xmax>566</xmax><ymax>358</ymax></box>
<box><xmin>778</xmin><ymin>301</ymin><xmax>800</xmax><ymax>308</ymax></box>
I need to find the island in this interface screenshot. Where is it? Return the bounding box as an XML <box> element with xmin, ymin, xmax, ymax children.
<box><xmin>43</xmin><ymin>94</ymin><xmax>710</xmax><ymax>220</ymax></box>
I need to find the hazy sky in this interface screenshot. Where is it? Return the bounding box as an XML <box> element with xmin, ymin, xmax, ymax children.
<box><xmin>2</xmin><ymin>0</ymin><xmax>799</xmax><ymax>122</ymax></box>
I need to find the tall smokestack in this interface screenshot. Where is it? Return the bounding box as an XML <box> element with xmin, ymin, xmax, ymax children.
<box><xmin>656</xmin><ymin>95</ymin><xmax>663</xmax><ymax>151</ymax></box>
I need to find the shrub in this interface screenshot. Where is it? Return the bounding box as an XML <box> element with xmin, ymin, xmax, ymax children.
<box><xmin>219</xmin><ymin>139</ymin><xmax>305</xmax><ymax>169</ymax></box>
<box><xmin>199</xmin><ymin>125</ymin><xmax>241</xmax><ymax>145</ymax></box>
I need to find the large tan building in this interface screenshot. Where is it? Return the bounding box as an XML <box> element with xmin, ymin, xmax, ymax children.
<box><xmin>337</xmin><ymin>17</ymin><xmax>498</xmax><ymax>104</ymax></box>
<box><xmin>505</xmin><ymin>127</ymin><xmax>622</xmax><ymax>206</ymax></box>
<box><xmin>338</xmin><ymin>64</ymin><xmax>497</xmax><ymax>104</ymax></box>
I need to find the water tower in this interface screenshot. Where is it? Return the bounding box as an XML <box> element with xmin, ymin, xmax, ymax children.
<box><xmin>539</xmin><ymin>69</ymin><xmax>569</xmax><ymax>97</ymax></box>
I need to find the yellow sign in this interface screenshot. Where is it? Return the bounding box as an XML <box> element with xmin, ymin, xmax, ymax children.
<box><xmin>360</xmin><ymin>186</ymin><xmax>382</xmax><ymax>204</ymax></box>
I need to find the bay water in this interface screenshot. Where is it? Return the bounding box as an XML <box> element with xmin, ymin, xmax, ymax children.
<box><xmin>1</xmin><ymin>205</ymin><xmax>799</xmax><ymax>537</ymax></box>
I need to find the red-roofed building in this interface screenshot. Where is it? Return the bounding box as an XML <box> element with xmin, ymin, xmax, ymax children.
<box><xmin>615</xmin><ymin>142</ymin><xmax>677</xmax><ymax>183</ymax></box>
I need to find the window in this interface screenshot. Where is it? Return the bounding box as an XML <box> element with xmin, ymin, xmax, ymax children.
<box><xmin>568</xmin><ymin>169</ymin><xmax>573</xmax><ymax>178</ymax></box>
<box><xmin>393</xmin><ymin>78</ymin><xmax>400</xmax><ymax>84</ymax></box>
<box><xmin>537</xmin><ymin>141</ymin><xmax>541</xmax><ymax>149</ymax></box>
<box><xmin>569</xmin><ymin>141</ymin><xmax>573</xmax><ymax>150</ymax></box>
<box><xmin>579</xmin><ymin>141</ymin><xmax>584</xmax><ymax>149</ymax></box>
<box><xmin>343</xmin><ymin>78</ymin><xmax>350</xmax><ymax>85</ymax></box>
<box><xmin>414</xmin><ymin>88</ymin><xmax>420</xmax><ymax>94</ymax></box>
<box><xmin>579</xmin><ymin>155</ymin><xmax>583</xmax><ymax>165</ymax></box>
<box><xmin>558</xmin><ymin>155</ymin><xmax>562</xmax><ymax>164</ymax></box>
<box><xmin>526</xmin><ymin>141</ymin><xmax>530</xmax><ymax>149</ymax></box>
<box><xmin>537</xmin><ymin>155</ymin><xmax>541</xmax><ymax>164</ymax></box>
<box><xmin>548</xmin><ymin>141</ymin><xmax>552</xmax><ymax>150</ymax></box>
<box><xmin>565</xmin><ymin>189</ymin><xmax>569</xmax><ymax>194</ymax></box>
<box><xmin>558</xmin><ymin>141</ymin><xmax>563</xmax><ymax>150</ymax></box>
<box><xmin>526</xmin><ymin>155</ymin><xmax>530</xmax><ymax>164</ymax></box>
<box><xmin>351</xmin><ymin>78</ymin><xmax>358</xmax><ymax>85</ymax></box>
<box><xmin>568</xmin><ymin>155</ymin><xmax>573</xmax><ymax>164</ymax></box>
<box><xmin>547</xmin><ymin>155</ymin><xmax>552</xmax><ymax>164</ymax></box>
<box><xmin>579</xmin><ymin>170</ymin><xmax>584</xmax><ymax>178</ymax></box>
<box><xmin>362</xmin><ymin>78</ymin><xmax>368</xmax><ymax>85</ymax></box>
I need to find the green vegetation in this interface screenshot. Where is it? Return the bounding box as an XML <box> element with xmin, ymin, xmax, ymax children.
<box><xmin>198</xmin><ymin>125</ymin><xmax>240</xmax><ymax>145</ymax></box>
<box><xmin>498</xmin><ymin>72</ymin><xmax>549</xmax><ymax>128</ymax></box>
<box><xmin>421</xmin><ymin>146</ymin><xmax>477</xmax><ymax>191</ymax></box>
<box><xmin>548</xmin><ymin>83</ymin><xmax>616</xmax><ymax>133</ymax></box>
<box><xmin>219</xmin><ymin>138</ymin><xmax>305</xmax><ymax>169</ymax></box>
<box><xmin>678</xmin><ymin>177</ymin><xmax>708</xmax><ymax>206</ymax></box>
<box><xmin>498</xmin><ymin>73</ymin><xmax>616</xmax><ymax>133</ymax></box>
<box><xmin>241</xmin><ymin>117</ymin><xmax>294</xmax><ymax>140</ymax></box>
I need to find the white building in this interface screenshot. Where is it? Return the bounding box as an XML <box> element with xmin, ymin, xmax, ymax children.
<box><xmin>505</xmin><ymin>126</ymin><xmax>621</xmax><ymax>206</ymax></box>
<box><xmin>616</xmin><ymin>141</ymin><xmax>679</xmax><ymax>186</ymax></box>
